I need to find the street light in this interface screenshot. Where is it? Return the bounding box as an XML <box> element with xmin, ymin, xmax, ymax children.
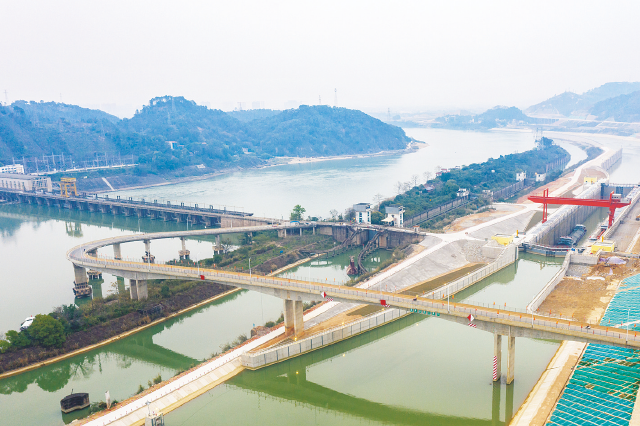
<box><xmin>249</xmin><ymin>257</ymin><xmax>251</xmax><ymax>279</ymax></box>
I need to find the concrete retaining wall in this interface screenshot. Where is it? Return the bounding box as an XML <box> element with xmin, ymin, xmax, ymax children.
<box><xmin>526</xmin><ymin>183</ymin><xmax>601</xmax><ymax>246</ymax></box>
<box><xmin>526</xmin><ymin>251</ymin><xmax>597</xmax><ymax>314</ymax></box>
<box><xmin>426</xmin><ymin>243</ymin><xmax>519</xmax><ymax>299</ymax></box>
<box><xmin>241</xmin><ymin>308</ymin><xmax>407</xmax><ymax>369</ymax></box>
<box><xmin>602</xmin><ymin>187</ymin><xmax>640</xmax><ymax>242</ymax></box>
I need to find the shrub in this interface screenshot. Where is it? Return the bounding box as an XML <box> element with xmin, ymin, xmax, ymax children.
<box><xmin>160</xmin><ymin>285</ymin><xmax>171</xmax><ymax>298</ymax></box>
<box><xmin>136</xmin><ymin>384</ymin><xmax>145</xmax><ymax>394</ymax></box>
<box><xmin>153</xmin><ymin>374</ymin><xmax>162</xmax><ymax>385</ymax></box>
<box><xmin>5</xmin><ymin>330</ymin><xmax>32</xmax><ymax>349</ymax></box>
<box><xmin>0</xmin><ymin>340</ymin><xmax>10</xmax><ymax>353</ymax></box>
<box><xmin>29</xmin><ymin>315</ymin><xmax>66</xmax><ymax>348</ymax></box>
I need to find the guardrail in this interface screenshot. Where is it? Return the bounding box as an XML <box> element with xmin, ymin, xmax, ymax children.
<box><xmin>68</xmin><ymin>246</ymin><xmax>640</xmax><ymax>348</ymax></box>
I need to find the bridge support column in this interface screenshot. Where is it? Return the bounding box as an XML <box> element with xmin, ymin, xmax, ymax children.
<box><xmin>278</xmin><ymin>229</ymin><xmax>286</xmax><ymax>238</ymax></box>
<box><xmin>284</xmin><ymin>299</ymin><xmax>304</xmax><ymax>338</ymax></box>
<box><xmin>74</xmin><ymin>264</ymin><xmax>89</xmax><ymax>285</ymax></box>
<box><xmin>507</xmin><ymin>336</ymin><xmax>515</xmax><ymax>385</ymax></box>
<box><xmin>113</xmin><ymin>243</ymin><xmax>122</xmax><ymax>260</ymax></box>
<box><xmin>143</xmin><ymin>239</ymin><xmax>155</xmax><ymax>263</ymax></box>
<box><xmin>137</xmin><ymin>280</ymin><xmax>148</xmax><ymax>300</ymax></box>
<box><xmin>494</xmin><ymin>333</ymin><xmax>502</xmax><ymax>381</ymax></box>
<box><xmin>179</xmin><ymin>237</ymin><xmax>190</xmax><ymax>260</ymax></box>
<box><xmin>129</xmin><ymin>279</ymin><xmax>138</xmax><ymax>300</ymax></box>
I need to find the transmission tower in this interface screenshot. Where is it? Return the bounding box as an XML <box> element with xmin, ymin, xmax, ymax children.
<box><xmin>319</xmin><ymin>95</ymin><xmax>321</xmax><ymax>105</ymax></box>
<box><xmin>334</xmin><ymin>88</ymin><xmax>337</xmax><ymax>107</ymax></box>
<box><xmin>4</xmin><ymin>90</ymin><xmax>7</xmax><ymax>106</ymax></box>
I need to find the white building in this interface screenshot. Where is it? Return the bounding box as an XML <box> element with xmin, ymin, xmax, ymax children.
<box><xmin>457</xmin><ymin>188</ymin><xmax>469</xmax><ymax>198</ymax></box>
<box><xmin>353</xmin><ymin>203</ymin><xmax>372</xmax><ymax>224</ymax></box>
<box><xmin>516</xmin><ymin>172</ymin><xmax>526</xmax><ymax>182</ymax></box>
<box><xmin>382</xmin><ymin>205</ymin><xmax>404</xmax><ymax>227</ymax></box>
<box><xmin>0</xmin><ymin>173</ymin><xmax>52</xmax><ymax>192</ymax></box>
<box><xmin>0</xmin><ymin>164</ymin><xmax>25</xmax><ymax>174</ymax></box>
<box><xmin>535</xmin><ymin>173</ymin><xmax>546</xmax><ymax>182</ymax></box>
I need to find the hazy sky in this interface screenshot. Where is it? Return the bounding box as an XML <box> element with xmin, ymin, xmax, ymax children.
<box><xmin>2</xmin><ymin>1</ymin><xmax>640</xmax><ymax>117</ymax></box>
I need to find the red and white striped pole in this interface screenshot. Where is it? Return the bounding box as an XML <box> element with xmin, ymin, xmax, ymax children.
<box><xmin>492</xmin><ymin>356</ymin><xmax>498</xmax><ymax>381</ymax></box>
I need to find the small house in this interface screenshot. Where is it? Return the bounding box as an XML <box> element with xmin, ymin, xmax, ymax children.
<box><xmin>535</xmin><ymin>173</ymin><xmax>546</xmax><ymax>182</ymax></box>
<box><xmin>516</xmin><ymin>172</ymin><xmax>526</xmax><ymax>182</ymax></box>
<box><xmin>382</xmin><ymin>205</ymin><xmax>404</xmax><ymax>227</ymax></box>
<box><xmin>353</xmin><ymin>203</ymin><xmax>372</xmax><ymax>224</ymax></box>
<box><xmin>456</xmin><ymin>188</ymin><xmax>469</xmax><ymax>198</ymax></box>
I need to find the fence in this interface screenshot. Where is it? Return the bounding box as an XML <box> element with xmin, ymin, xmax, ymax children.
<box><xmin>492</xmin><ymin>180</ymin><xmax>526</xmax><ymax>201</ymax></box>
<box><xmin>403</xmin><ymin>196</ymin><xmax>470</xmax><ymax>228</ymax></box>
<box><xmin>424</xmin><ymin>243</ymin><xmax>519</xmax><ymax>300</ymax></box>
<box><xmin>241</xmin><ymin>307</ymin><xmax>407</xmax><ymax>369</ymax></box>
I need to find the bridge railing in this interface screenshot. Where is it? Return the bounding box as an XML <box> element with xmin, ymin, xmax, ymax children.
<box><xmin>75</xmin><ymin>251</ymin><xmax>640</xmax><ymax>346</ymax></box>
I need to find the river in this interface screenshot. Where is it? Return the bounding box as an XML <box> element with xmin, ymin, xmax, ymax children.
<box><xmin>0</xmin><ymin>128</ymin><xmax>633</xmax><ymax>425</ymax></box>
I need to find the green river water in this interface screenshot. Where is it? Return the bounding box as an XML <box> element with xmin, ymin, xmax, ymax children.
<box><xmin>1</xmin><ymin>128</ymin><xmax>637</xmax><ymax>425</ymax></box>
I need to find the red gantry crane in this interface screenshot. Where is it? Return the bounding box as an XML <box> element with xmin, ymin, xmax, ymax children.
<box><xmin>528</xmin><ymin>188</ymin><xmax>630</xmax><ymax>228</ymax></box>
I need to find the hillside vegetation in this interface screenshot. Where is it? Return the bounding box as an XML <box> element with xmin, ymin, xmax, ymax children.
<box><xmin>382</xmin><ymin>142</ymin><xmax>569</xmax><ymax>219</ymax></box>
<box><xmin>0</xmin><ymin>97</ymin><xmax>410</xmax><ymax>174</ymax></box>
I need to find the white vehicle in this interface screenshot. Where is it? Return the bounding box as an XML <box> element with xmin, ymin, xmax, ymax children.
<box><xmin>20</xmin><ymin>316</ymin><xmax>35</xmax><ymax>331</ymax></box>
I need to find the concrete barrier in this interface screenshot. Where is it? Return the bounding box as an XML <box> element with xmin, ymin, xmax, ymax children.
<box><xmin>241</xmin><ymin>308</ymin><xmax>407</xmax><ymax>369</ymax></box>
<box><xmin>526</xmin><ymin>251</ymin><xmax>597</xmax><ymax>314</ymax></box>
<box><xmin>426</xmin><ymin>243</ymin><xmax>519</xmax><ymax>299</ymax></box>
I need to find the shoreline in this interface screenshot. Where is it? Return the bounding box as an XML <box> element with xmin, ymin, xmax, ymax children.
<box><xmin>0</xmin><ymin>252</ymin><xmax>321</xmax><ymax>380</ymax></box>
<box><xmin>90</xmin><ymin>145</ymin><xmax>422</xmax><ymax>194</ymax></box>
<box><xmin>0</xmin><ymin>287</ymin><xmax>242</xmax><ymax>380</ymax></box>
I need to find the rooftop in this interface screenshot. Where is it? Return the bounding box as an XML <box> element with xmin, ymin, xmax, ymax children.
<box><xmin>0</xmin><ymin>173</ymin><xmax>47</xmax><ymax>180</ymax></box>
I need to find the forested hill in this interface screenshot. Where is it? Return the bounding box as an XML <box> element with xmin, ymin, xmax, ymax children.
<box><xmin>249</xmin><ymin>105</ymin><xmax>409</xmax><ymax>156</ymax></box>
<box><xmin>0</xmin><ymin>97</ymin><xmax>410</xmax><ymax>173</ymax></box>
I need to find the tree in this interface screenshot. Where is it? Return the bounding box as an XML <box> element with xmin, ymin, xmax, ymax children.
<box><xmin>423</xmin><ymin>171</ymin><xmax>432</xmax><ymax>182</ymax></box>
<box><xmin>5</xmin><ymin>330</ymin><xmax>32</xmax><ymax>349</ymax></box>
<box><xmin>410</xmin><ymin>174</ymin><xmax>419</xmax><ymax>188</ymax></box>
<box><xmin>329</xmin><ymin>209</ymin><xmax>339</xmax><ymax>220</ymax></box>
<box><xmin>395</xmin><ymin>181</ymin><xmax>403</xmax><ymax>194</ymax></box>
<box><xmin>373</xmin><ymin>193</ymin><xmax>383</xmax><ymax>206</ymax></box>
<box><xmin>290</xmin><ymin>205</ymin><xmax>306</xmax><ymax>221</ymax></box>
<box><xmin>29</xmin><ymin>314</ymin><xmax>66</xmax><ymax>348</ymax></box>
<box><xmin>402</xmin><ymin>181</ymin><xmax>411</xmax><ymax>192</ymax></box>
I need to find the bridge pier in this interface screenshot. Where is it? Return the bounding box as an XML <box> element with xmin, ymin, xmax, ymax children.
<box><xmin>113</xmin><ymin>243</ymin><xmax>122</xmax><ymax>260</ymax></box>
<box><xmin>278</xmin><ymin>229</ymin><xmax>286</xmax><ymax>238</ymax></box>
<box><xmin>507</xmin><ymin>336</ymin><xmax>515</xmax><ymax>385</ymax></box>
<box><xmin>284</xmin><ymin>299</ymin><xmax>304</xmax><ymax>338</ymax></box>
<box><xmin>72</xmin><ymin>264</ymin><xmax>92</xmax><ymax>298</ymax></box>
<box><xmin>179</xmin><ymin>237</ymin><xmax>190</xmax><ymax>260</ymax></box>
<box><xmin>129</xmin><ymin>279</ymin><xmax>148</xmax><ymax>300</ymax></box>
<box><xmin>494</xmin><ymin>333</ymin><xmax>502</xmax><ymax>381</ymax></box>
<box><xmin>143</xmin><ymin>239</ymin><xmax>155</xmax><ymax>263</ymax></box>
<box><xmin>493</xmin><ymin>333</ymin><xmax>515</xmax><ymax>384</ymax></box>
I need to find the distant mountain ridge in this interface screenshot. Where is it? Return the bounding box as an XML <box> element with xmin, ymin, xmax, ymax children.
<box><xmin>0</xmin><ymin>97</ymin><xmax>410</xmax><ymax>173</ymax></box>
<box><xmin>433</xmin><ymin>106</ymin><xmax>540</xmax><ymax>130</ymax></box>
<box><xmin>590</xmin><ymin>91</ymin><xmax>640</xmax><ymax>122</ymax></box>
<box><xmin>525</xmin><ymin>82</ymin><xmax>640</xmax><ymax>118</ymax></box>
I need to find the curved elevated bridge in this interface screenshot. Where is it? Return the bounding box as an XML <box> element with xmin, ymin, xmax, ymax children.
<box><xmin>67</xmin><ymin>226</ymin><xmax>640</xmax><ymax>385</ymax></box>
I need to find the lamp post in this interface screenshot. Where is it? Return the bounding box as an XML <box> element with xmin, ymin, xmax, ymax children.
<box><xmin>249</xmin><ymin>257</ymin><xmax>252</xmax><ymax>279</ymax></box>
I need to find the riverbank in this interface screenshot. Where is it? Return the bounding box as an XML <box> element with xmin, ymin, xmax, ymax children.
<box><xmin>74</xmin><ymin>145</ymin><xmax>422</xmax><ymax>195</ymax></box>
<box><xmin>0</xmin><ymin>286</ymin><xmax>242</xmax><ymax>380</ymax></box>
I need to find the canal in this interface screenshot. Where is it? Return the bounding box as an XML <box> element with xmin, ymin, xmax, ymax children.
<box><xmin>0</xmin><ymin>128</ymin><xmax>632</xmax><ymax>425</ymax></box>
